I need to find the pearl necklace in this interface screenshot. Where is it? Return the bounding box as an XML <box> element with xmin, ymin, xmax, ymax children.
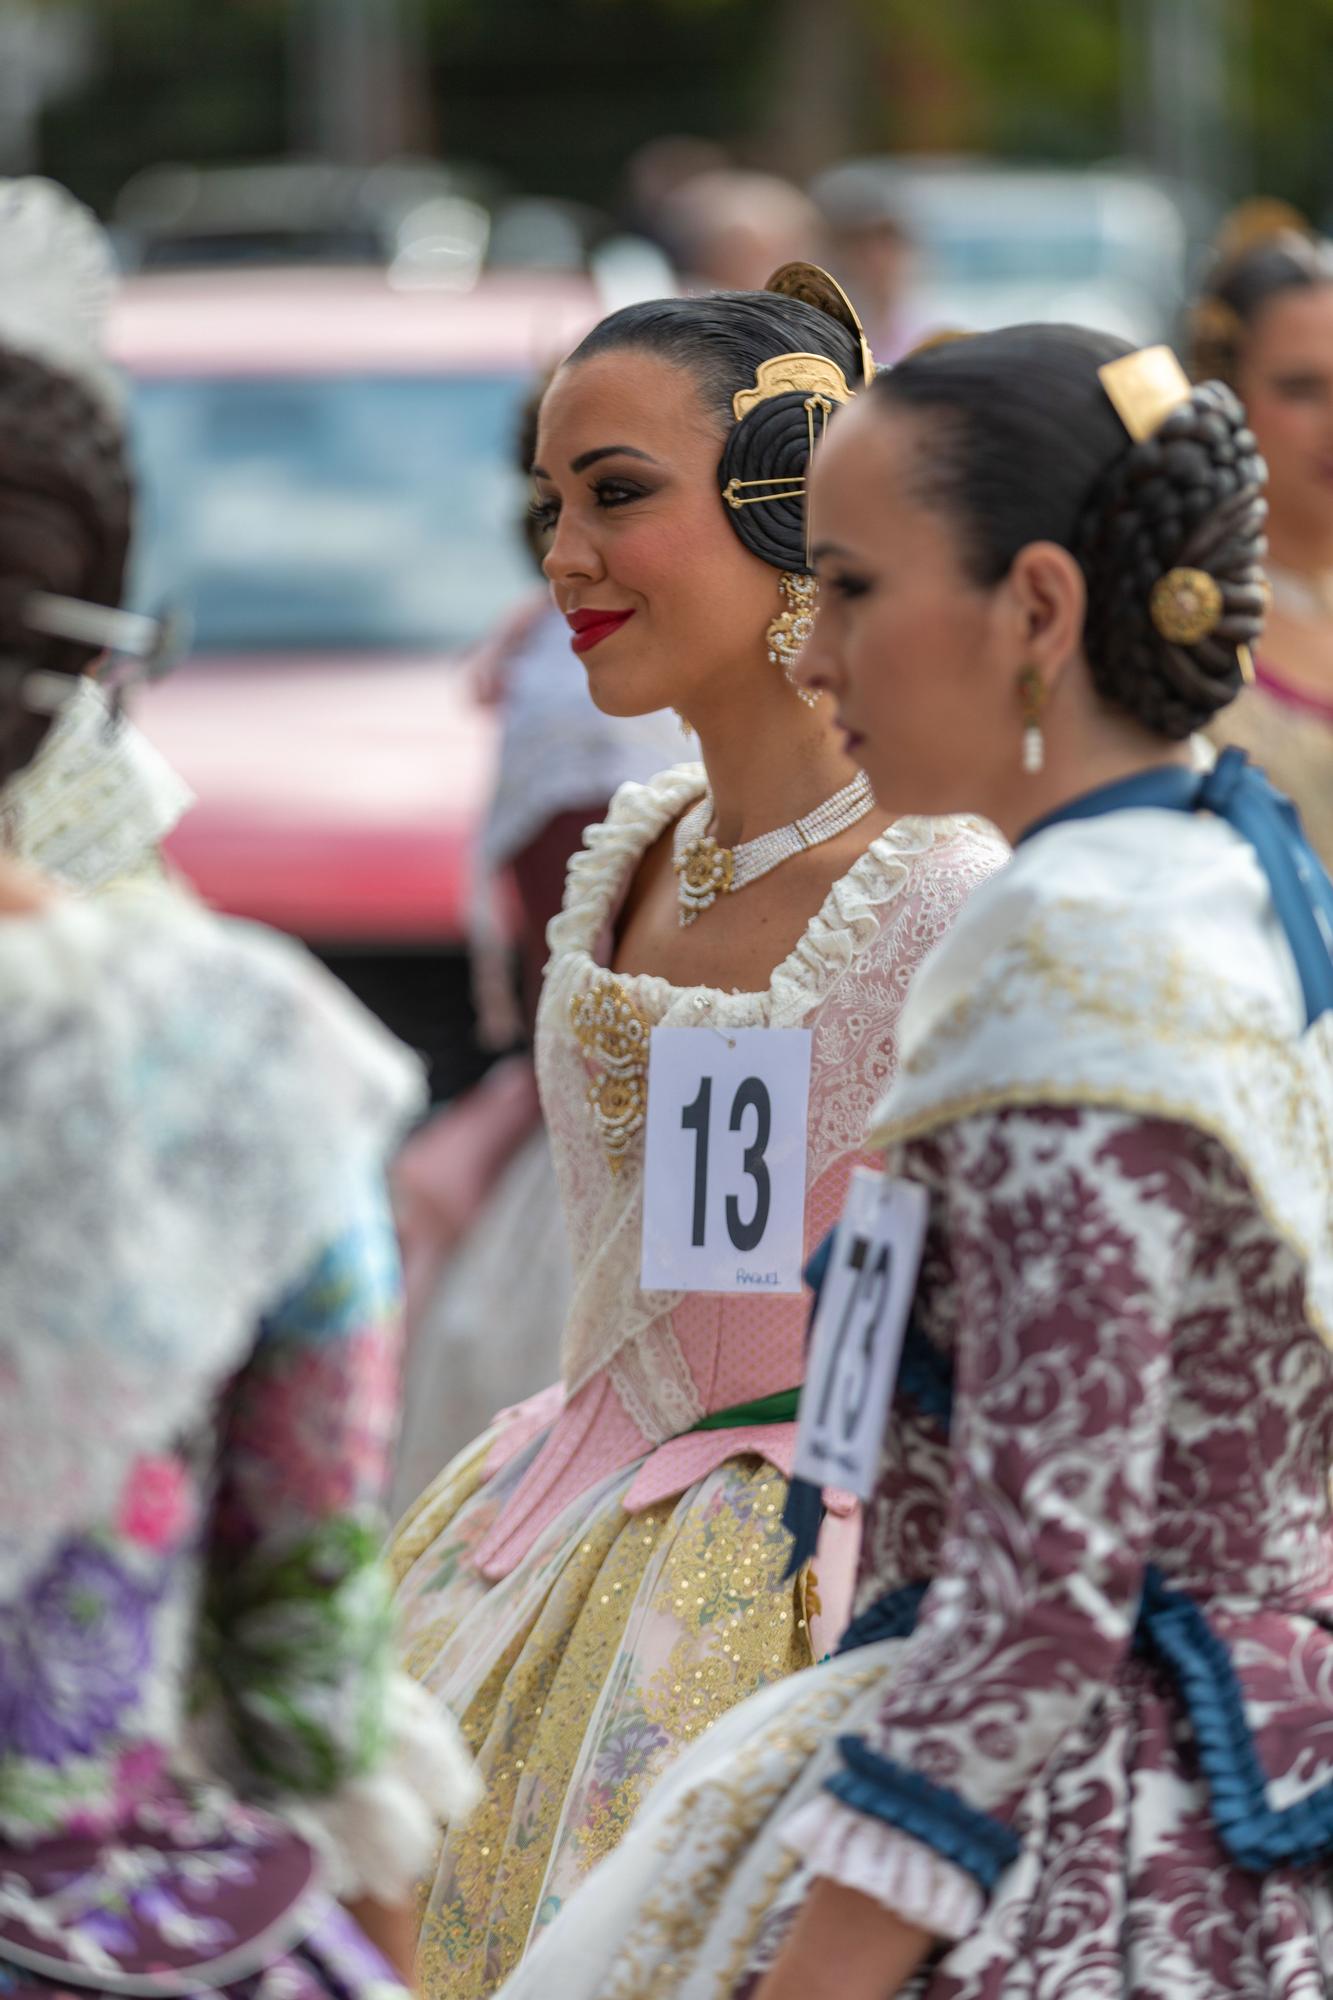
<box><xmin>672</xmin><ymin>772</ymin><xmax>875</xmax><ymax>927</ymax></box>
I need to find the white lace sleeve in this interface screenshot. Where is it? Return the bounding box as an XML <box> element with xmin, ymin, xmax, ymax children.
<box><xmin>781</xmin><ymin>1794</ymin><xmax>984</xmax><ymax>1940</ymax></box>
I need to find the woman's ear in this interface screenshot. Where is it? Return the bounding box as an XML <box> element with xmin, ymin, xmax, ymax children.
<box><xmin>1004</xmin><ymin>541</ymin><xmax>1087</xmax><ymax>695</ymax></box>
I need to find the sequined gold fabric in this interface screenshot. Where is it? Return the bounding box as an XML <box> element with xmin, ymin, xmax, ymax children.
<box><xmin>397</xmin><ymin>1458</ymin><xmax>813</xmax><ymax>2000</ymax></box>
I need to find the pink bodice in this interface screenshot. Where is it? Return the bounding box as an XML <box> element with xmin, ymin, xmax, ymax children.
<box><xmin>473</xmin><ymin>767</ymin><xmax>1005</xmax><ymax>1580</ymax></box>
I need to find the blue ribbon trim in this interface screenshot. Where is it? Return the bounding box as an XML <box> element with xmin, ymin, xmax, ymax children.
<box><xmin>826</xmin><ymin>1736</ymin><xmax>1021</xmax><ymax>1892</ymax></box>
<box><xmin>831</xmin><ymin>1562</ymin><xmax>1333</xmax><ymax>1886</ymax></box>
<box><xmin>1136</xmin><ymin>1565</ymin><xmax>1333</xmax><ymax>1872</ymax></box>
<box><xmin>836</xmin><ymin>1581</ymin><xmax>929</xmax><ymax>1653</ymax></box>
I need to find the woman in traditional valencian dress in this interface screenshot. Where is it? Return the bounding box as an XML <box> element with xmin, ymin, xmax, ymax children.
<box><xmin>1195</xmin><ymin>204</ymin><xmax>1333</xmax><ymax>870</ymax></box>
<box><xmin>487</xmin><ymin>325</ymin><xmax>1333</xmax><ymax>2000</ymax></box>
<box><xmin>390</xmin><ymin>270</ymin><xmax>1005</xmax><ymax>1995</ymax></box>
<box><xmin>0</xmin><ymin>216</ymin><xmax>480</xmax><ymax>2000</ymax></box>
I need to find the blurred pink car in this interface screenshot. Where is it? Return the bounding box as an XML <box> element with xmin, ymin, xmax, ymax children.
<box><xmin>109</xmin><ymin>265</ymin><xmax>598</xmax><ymax>1091</ymax></box>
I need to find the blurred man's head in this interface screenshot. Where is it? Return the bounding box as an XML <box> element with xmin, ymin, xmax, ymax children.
<box><xmin>657</xmin><ymin>170</ymin><xmax>824</xmax><ymax>293</ymax></box>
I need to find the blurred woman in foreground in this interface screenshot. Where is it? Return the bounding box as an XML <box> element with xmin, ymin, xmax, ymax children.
<box><xmin>0</xmin><ymin>178</ymin><xmax>479</xmax><ymax>2000</ymax></box>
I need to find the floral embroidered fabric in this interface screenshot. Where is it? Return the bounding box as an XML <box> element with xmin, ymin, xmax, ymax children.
<box><xmin>0</xmin><ymin>897</ymin><xmax>477</xmax><ymax>1998</ymax></box>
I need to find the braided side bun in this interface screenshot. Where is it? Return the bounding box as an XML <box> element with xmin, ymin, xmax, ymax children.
<box><xmin>1075</xmin><ymin>382</ymin><xmax>1267</xmax><ymax>739</ymax></box>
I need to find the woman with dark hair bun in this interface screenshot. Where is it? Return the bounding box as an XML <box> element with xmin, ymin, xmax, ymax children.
<box><xmin>390</xmin><ymin>271</ymin><xmax>1004</xmax><ymax>1994</ymax></box>
<box><xmin>487</xmin><ymin>323</ymin><xmax>1333</xmax><ymax>2000</ymax></box>
<box><xmin>1192</xmin><ymin>202</ymin><xmax>1333</xmax><ymax>868</ymax></box>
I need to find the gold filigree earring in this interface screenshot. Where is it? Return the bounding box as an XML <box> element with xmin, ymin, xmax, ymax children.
<box><xmin>1019</xmin><ymin>666</ymin><xmax>1046</xmax><ymax>774</ymax></box>
<box><xmin>766</xmin><ymin>573</ymin><xmax>820</xmax><ymax>707</ymax></box>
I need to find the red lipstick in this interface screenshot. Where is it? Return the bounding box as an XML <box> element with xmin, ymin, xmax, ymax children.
<box><xmin>567</xmin><ymin>607</ymin><xmax>635</xmax><ymax>654</ymax></box>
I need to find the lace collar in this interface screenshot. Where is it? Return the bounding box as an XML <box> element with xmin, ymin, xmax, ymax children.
<box><xmin>546</xmin><ymin>761</ymin><xmax>985</xmax><ymax>1029</ymax></box>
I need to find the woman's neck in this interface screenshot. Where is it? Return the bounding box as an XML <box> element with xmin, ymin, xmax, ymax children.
<box><xmin>988</xmin><ymin>716</ymin><xmax>1193</xmax><ymax>848</ymax></box>
<box><xmin>1267</xmin><ymin>519</ymin><xmax>1333</xmax><ymax>584</ymax></box>
<box><xmin>691</xmin><ymin>687</ymin><xmax>862</xmax><ymax>848</ymax></box>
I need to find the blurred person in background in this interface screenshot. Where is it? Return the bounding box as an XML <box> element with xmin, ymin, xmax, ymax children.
<box><xmin>1196</xmin><ymin>202</ymin><xmax>1333</xmax><ymax>867</ymax></box>
<box><xmin>656</xmin><ymin>168</ymin><xmax>826</xmax><ymax>293</ymax></box>
<box><xmin>620</xmin><ymin>134</ymin><xmax>732</xmax><ymax>258</ymax></box>
<box><xmin>0</xmin><ymin>175</ymin><xmax>480</xmax><ymax>1999</ymax></box>
<box><xmin>390</xmin><ymin>265</ymin><xmax>1003</xmax><ymax>1998</ymax></box>
<box><xmin>812</xmin><ymin>164</ymin><xmax>920</xmax><ymax>363</ymax></box>
<box><xmin>0</xmin><ymin>178</ymin><xmax>192</xmax><ymax>891</ymax></box>
<box><xmin>390</xmin><ymin>375</ymin><xmax>689</xmax><ymax>1518</ymax></box>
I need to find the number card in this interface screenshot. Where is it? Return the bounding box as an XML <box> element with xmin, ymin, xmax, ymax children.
<box><xmin>792</xmin><ymin>1166</ymin><xmax>929</xmax><ymax>1502</ymax></box>
<box><xmin>640</xmin><ymin>1026</ymin><xmax>813</xmax><ymax>1295</ymax></box>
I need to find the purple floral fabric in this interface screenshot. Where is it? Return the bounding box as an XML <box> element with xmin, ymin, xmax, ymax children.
<box><xmin>0</xmin><ymin>1545</ymin><xmax>161</xmax><ymax>1765</ymax></box>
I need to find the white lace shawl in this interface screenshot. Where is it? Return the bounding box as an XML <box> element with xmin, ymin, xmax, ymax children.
<box><xmin>870</xmin><ymin>806</ymin><xmax>1333</xmax><ymax>1350</ymax></box>
<box><xmin>538</xmin><ymin>764</ymin><xmax>1006</xmax><ymax>1403</ymax></box>
<box><xmin>0</xmin><ymin>889</ymin><xmax>424</xmax><ymax>1596</ymax></box>
<box><xmin>0</xmin><ymin>679</ymin><xmax>193</xmax><ymax>890</ymax></box>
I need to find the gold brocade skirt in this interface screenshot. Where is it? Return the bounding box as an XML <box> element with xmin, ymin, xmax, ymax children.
<box><xmin>390</xmin><ymin>1426</ymin><xmax>818</xmax><ymax>2000</ymax></box>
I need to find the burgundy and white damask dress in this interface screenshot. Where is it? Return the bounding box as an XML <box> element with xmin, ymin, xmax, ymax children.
<box><xmin>489</xmin><ymin>793</ymin><xmax>1333</xmax><ymax>2000</ymax></box>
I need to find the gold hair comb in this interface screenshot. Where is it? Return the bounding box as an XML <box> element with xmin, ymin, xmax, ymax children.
<box><xmin>730</xmin><ymin>353</ymin><xmax>856</xmax><ymax>423</ymax></box>
<box><xmin>1097</xmin><ymin>344</ymin><xmax>1193</xmax><ymax>442</ymax></box>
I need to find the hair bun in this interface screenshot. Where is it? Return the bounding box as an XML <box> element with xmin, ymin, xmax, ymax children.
<box><xmin>1076</xmin><ymin>381</ymin><xmax>1267</xmax><ymax>739</ymax></box>
<box><xmin>1212</xmin><ymin>197</ymin><xmax>1315</xmax><ymax>270</ymax></box>
<box><xmin>717</xmin><ymin>391</ymin><xmax>820</xmax><ymax>570</ymax></box>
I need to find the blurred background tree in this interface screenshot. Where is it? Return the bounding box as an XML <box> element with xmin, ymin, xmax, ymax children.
<box><xmin>12</xmin><ymin>0</ymin><xmax>1333</xmax><ymax>224</ymax></box>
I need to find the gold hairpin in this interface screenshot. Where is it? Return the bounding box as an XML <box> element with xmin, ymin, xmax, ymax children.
<box><xmin>723</xmin><ymin>391</ymin><xmax>839</xmax><ymax>565</ymax></box>
<box><xmin>1097</xmin><ymin>344</ymin><xmax>1193</xmax><ymax>442</ymax></box>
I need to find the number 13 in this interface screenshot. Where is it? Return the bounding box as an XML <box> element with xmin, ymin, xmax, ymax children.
<box><xmin>681</xmin><ymin>1076</ymin><xmax>773</xmax><ymax>1252</ymax></box>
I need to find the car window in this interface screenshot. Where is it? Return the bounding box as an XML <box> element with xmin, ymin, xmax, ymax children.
<box><xmin>126</xmin><ymin>372</ymin><xmax>532</xmax><ymax>653</ymax></box>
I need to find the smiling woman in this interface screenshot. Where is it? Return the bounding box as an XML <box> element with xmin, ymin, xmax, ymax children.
<box><xmin>389</xmin><ymin>270</ymin><xmax>1005</xmax><ymax>1998</ymax></box>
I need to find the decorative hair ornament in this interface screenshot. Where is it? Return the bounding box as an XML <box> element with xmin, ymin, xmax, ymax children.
<box><xmin>21</xmin><ymin>592</ymin><xmax>186</xmax><ymax>733</ymax></box>
<box><xmin>1097</xmin><ymin>344</ymin><xmax>1194</xmax><ymax>444</ymax></box>
<box><xmin>1149</xmin><ymin>567</ymin><xmax>1224</xmax><ymax>646</ymax></box>
<box><xmin>729</xmin><ymin>351</ymin><xmax>856</xmax><ymax>424</ymax></box>
<box><xmin>764</xmin><ymin>261</ymin><xmax>876</xmax><ymax>388</ymax></box>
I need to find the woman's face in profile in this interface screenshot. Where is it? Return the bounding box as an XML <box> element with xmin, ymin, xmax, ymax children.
<box><xmin>798</xmin><ymin>396</ymin><xmax>1008</xmax><ymax>820</ymax></box>
<box><xmin>533</xmin><ymin>349</ymin><xmax>781</xmax><ymax>721</ymax></box>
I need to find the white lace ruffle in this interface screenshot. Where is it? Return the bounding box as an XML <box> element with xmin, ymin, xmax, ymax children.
<box><xmin>0</xmin><ymin>678</ymin><xmax>193</xmax><ymax>890</ymax></box>
<box><xmin>781</xmin><ymin>1793</ymin><xmax>983</xmax><ymax>1941</ymax></box>
<box><xmin>284</xmin><ymin>1675</ymin><xmax>482</xmax><ymax>1902</ymax></box>
<box><xmin>0</xmin><ymin>890</ymin><xmax>424</xmax><ymax>1597</ymax></box>
<box><xmin>539</xmin><ymin>764</ymin><xmax>1004</xmax><ymax>1397</ymax></box>
<box><xmin>546</xmin><ymin>765</ymin><xmax>979</xmax><ymax>1033</ymax></box>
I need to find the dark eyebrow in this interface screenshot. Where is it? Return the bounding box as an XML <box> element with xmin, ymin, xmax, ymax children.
<box><xmin>811</xmin><ymin>539</ymin><xmax>853</xmax><ymax>563</ymax></box>
<box><xmin>570</xmin><ymin>444</ymin><xmax>659</xmax><ymax>474</ymax></box>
